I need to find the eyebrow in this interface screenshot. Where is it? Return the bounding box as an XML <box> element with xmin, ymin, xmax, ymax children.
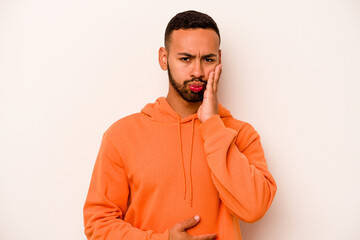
<box><xmin>177</xmin><ymin>52</ymin><xmax>217</xmax><ymax>58</ymax></box>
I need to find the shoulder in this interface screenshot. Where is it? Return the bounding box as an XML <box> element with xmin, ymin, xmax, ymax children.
<box><xmin>218</xmin><ymin>103</ymin><xmax>258</xmax><ymax>137</ymax></box>
<box><xmin>222</xmin><ymin>116</ymin><xmax>261</xmax><ymax>150</ymax></box>
<box><xmin>222</xmin><ymin>116</ymin><xmax>257</xmax><ymax>136</ymax></box>
<box><xmin>104</xmin><ymin>112</ymin><xmax>142</xmax><ymax>138</ymax></box>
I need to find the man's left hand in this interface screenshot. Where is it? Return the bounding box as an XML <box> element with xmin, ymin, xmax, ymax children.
<box><xmin>197</xmin><ymin>64</ymin><xmax>222</xmax><ymax>123</ymax></box>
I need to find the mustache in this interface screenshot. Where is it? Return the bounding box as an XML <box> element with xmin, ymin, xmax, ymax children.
<box><xmin>183</xmin><ymin>78</ymin><xmax>207</xmax><ymax>85</ymax></box>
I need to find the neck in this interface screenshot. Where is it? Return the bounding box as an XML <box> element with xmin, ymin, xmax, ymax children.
<box><xmin>166</xmin><ymin>87</ymin><xmax>202</xmax><ymax>119</ymax></box>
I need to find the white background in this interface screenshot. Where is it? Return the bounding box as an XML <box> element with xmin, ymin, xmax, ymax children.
<box><xmin>1</xmin><ymin>0</ymin><xmax>359</xmax><ymax>239</ymax></box>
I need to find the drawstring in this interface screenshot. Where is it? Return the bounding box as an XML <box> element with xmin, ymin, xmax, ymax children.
<box><xmin>189</xmin><ymin>119</ymin><xmax>195</xmax><ymax>207</ymax></box>
<box><xmin>178</xmin><ymin>119</ymin><xmax>186</xmax><ymax>200</ymax></box>
<box><xmin>177</xmin><ymin>117</ymin><xmax>196</xmax><ymax>207</ymax></box>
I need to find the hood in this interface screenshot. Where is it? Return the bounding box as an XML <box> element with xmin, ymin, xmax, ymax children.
<box><xmin>141</xmin><ymin>97</ymin><xmax>232</xmax><ymax>123</ymax></box>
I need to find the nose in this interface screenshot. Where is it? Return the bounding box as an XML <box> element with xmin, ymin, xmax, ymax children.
<box><xmin>191</xmin><ymin>60</ymin><xmax>204</xmax><ymax>79</ymax></box>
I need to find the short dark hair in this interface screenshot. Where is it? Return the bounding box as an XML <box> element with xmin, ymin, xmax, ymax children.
<box><xmin>164</xmin><ymin>10</ymin><xmax>220</xmax><ymax>48</ymax></box>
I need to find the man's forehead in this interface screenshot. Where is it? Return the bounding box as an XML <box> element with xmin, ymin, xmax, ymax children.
<box><xmin>167</xmin><ymin>28</ymin><xmax>220</xmax><ymax>53</ymax></box>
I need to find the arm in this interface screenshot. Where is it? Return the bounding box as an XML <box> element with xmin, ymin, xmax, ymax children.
<box><xmin>197</xmin><ymin>64</ymin><xmax>276</xmax><ymax>222</ymax></box>
<box><xmin>83</xmin><ymin>133</ymin><xmax>169</xmax><ymax>240</ymax></box>
<box><xmin>199</xmin><ymin>115</ymin><xmax>277</xmax><ymax>223</ymax></box>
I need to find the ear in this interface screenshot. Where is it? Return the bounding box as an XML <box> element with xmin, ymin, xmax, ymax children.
<box><xmin>158</xmin><ymin>47</ymin><xmax>168</xmax><ymax>71</ymax></box>
<box><xmin>218</xmin><ymin>49</ymin><xmax>222</xmax><ymax>64</ymax></box>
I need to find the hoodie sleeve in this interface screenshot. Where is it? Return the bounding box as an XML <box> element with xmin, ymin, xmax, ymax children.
<box><xmin>199</xmin><ymin>115</ymin><xmax>277</xmax><ymax>223</ymax></box>
<box><xmin>83</xmin><ymin>133</ymin><xmax>169</xmax><ymax>240</ymax></box>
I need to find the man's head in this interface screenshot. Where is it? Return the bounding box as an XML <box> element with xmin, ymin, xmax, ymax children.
<box><xmin>164</xmin><ymin>10</ymin><xmax>220</xmax><ymax>50</ymax></box>
<box><xmin>159</xmin><ymin>10</ymin><xmax>221</xmax><ymax>102</ymax></box>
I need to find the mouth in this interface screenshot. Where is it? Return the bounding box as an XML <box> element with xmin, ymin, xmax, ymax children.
<box><xmin>188</xmin><ymin>83</ymin><xmax>205</xmax><ymax>93</ymax></box>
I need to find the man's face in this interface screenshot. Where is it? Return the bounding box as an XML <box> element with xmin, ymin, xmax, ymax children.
<box><xmin>163</xmin><ymin>29</ymin><xmax>221</xmax><ymax>102</ymax></box>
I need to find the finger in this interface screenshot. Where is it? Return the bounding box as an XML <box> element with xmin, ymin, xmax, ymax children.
<box><xmin>213</xmin><ymin>64</ymin><xmax>222</xmax><ymax>93</ymax></box>
<box><xmin>213</xmin><ymin>64</ymin><xmax>222</xmax><ymax>94</ymax></box>
<box><xmin>203</xmin><ymin>87</ymin><xmax>211</xmax><ymax>99</ymax></box>
<box><xmin>207</xmin><ymin>71</ymin><xmax>215</xmax><ymax>93</ymax></box>
<box><xmin>176</xmin><ymin>215</ymin><xmax>200</xmax><ymax>231</ymax></box>
<box><xmin>193</xmin><ymin>233</ymin><xmax>217</xmax><ymax>240</ymax></box>
<box><xmin>197</xmin><ymin>104</ymin><xmax>202</xmax><ymax>114</ymax></box>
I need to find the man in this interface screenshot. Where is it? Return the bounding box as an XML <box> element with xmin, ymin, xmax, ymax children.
<box><xmin>83</xmin><ymin>10</ymin><xmax>277</xmax><ymax>240</ymax></box>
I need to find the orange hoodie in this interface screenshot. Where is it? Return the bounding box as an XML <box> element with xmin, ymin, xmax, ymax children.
<box><xmin>83</xmin><ymin>97</ymin><xmax>277</xmax><ymax>240</ymax></box>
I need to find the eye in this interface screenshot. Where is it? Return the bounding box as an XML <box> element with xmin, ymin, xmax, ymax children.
<box><xmin>204</xmin><ymin>58</ymin><xmax>215</xmax><ymax>62</ymax></box>
<box><xmin>180</xmin><ymin>57</ymin><xmax>190</xmax><ymax>61</ymax></box>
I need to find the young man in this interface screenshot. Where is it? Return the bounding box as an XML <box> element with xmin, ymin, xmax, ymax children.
<box><xmin>83</xmin><ymin>10</ymin><xmax>277</xmax><ymax>240</ymax></box>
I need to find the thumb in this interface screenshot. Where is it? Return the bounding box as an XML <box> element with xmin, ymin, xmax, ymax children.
<box><xmin>176</xmin><ymin>215</ymin><xmax>200</xmax><ymax>231</ymax></box>
<box><xmin>197</xmin><ymin>105</ymin><xmax>203</xmax><ymax>122</ymax></box>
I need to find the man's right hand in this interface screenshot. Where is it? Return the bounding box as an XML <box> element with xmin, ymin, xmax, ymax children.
<box><xmin>168</xmin><ymin>216</ymin><xmax>217</xmax><ymax>240</ymax></box>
